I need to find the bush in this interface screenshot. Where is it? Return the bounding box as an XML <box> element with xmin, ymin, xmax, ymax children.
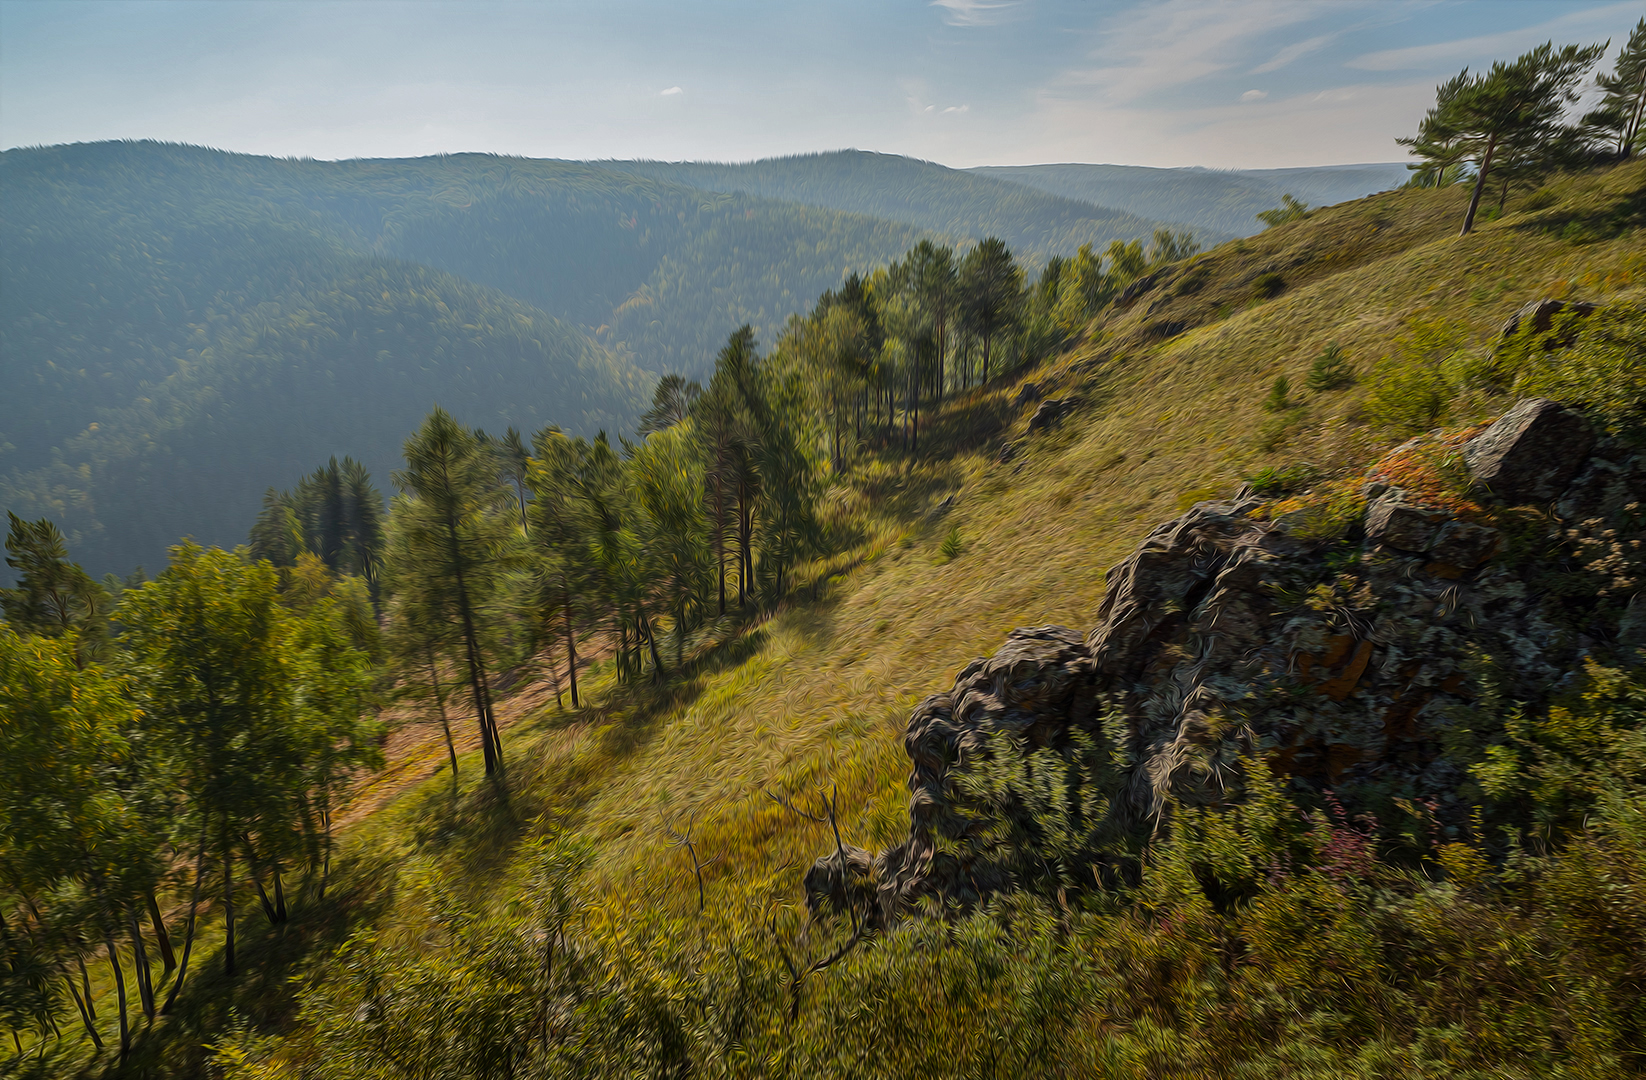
<box><xmin>1263</xmin><ymin>375</ymin><xmax>1297</xmax><ymax>413</ymax></box>
<box><xmin>1253</xmin><ymin>272</ymin><xmax>1287</xmax><ymax>299</ymax></box>
<box><xmin>1244</xmin><ymin>461</ymin><xmax>1320</xmax><ymax>496</ymax></box>
<box><xmin>1500</xmin><ymin>302</ymin><xmax>1646</xmax><ymax>441</ymax></box>
<box><xmin>1305</xmin><ymin>343</ymin><xmax>1355</xmax><ymax>391</ymax></box>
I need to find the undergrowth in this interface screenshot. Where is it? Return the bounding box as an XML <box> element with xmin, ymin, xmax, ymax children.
<box><xmin>30</xmin><ymin>158</ymin><xmax>1646</xmax><ymax>1080</ymax></box>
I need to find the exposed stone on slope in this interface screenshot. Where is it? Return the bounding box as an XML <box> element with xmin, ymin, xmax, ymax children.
<box><xmin>1365</xmin><ymin>494</ymin><xmax>1446</xmax><ymax>552</ymax></box>
<box><xmin>1028</xmin><ymin>398</ymin><xmax>1077</xmax><ymax>432</ymax></box>
<box><xmin>1463</xmin><ymin>398</ymin><xmax>1595</xmax><ymax>502</ymax></box>
<box><xmin>1498</xmin><ymin>298</ymin><xmax>1596</xmax><ymax>339</ymax></box>
<box><xmin>807</xmin><ymin>397</ymin><xmax>1646</xmax><ymax>922</ymax></box>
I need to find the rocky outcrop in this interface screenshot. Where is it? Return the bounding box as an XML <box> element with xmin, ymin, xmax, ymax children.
<box><xmin>808</xmin><ymin>398</ymin><xmax>1645</xmax><ymax>922</ymax></box>
<box><xmin>1462</xmin><ymin>398</ymin><xmax>1595</xmax><ymax>502</ymax></box>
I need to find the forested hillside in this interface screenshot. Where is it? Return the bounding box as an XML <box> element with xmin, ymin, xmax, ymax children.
<box><xmin>597</xmin><ymin>150</ymin><xmax>1212</xmax><ymax>256</ymax></box>
<box><xmin>2</xmin><ymin>142</ymin><xmax>1215</xmax><ymax>575</ymax></box>
<box><xmin>971</xmin><ymin>161</ymin><xmax>1411</xmax><ymax>237</ymax></box>
<box><xmin>4</xmin><ymin>126</ymin><xmax>1644</xmax><ymax>1074</ymax></box>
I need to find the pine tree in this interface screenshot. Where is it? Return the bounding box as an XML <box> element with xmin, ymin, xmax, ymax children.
<box><xmin>1399</xmin><ymin>41</ymin><xmax>1608</xmax><ymax>235</ymax></box>
<box><xmin>638</xmin><ymin>374</ymin><xmax>704</xmax><ymax>436</ymax></box>
<box><xmin>385</xmin><ymin>409</ymin><xmax>516</xmax><ymax>777</ymax></box>
<box><xmin>958</xmin><ymin>238</ymin><xmax>1024</xmax><ymax>386</ymax></box>
<box><xmin>1585</xmin><ymin>18</ymin><xmax>1646</xmax><ymax>159</ymax></box>
<box><xmin>1</xmin><ymin>513</ymin><xmax>111</xmax><ymax>666</ymax></box>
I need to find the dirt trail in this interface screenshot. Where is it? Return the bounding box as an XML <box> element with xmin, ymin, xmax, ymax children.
<box><xmin>333</xmin><ymin>652</ymin><xmax>586</xmax><ymax>831</ymax></box>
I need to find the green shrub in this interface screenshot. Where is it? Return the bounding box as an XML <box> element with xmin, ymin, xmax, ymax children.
<box><xmin>1500</xmin><ymin>303</ymin><xmax>1646</xmax><ymax>440</ymax></box>
<box><xmin>1263</xmin><ymin>375</ymin><xmax>1297</xmax><ymax>413</ymax></box>
<box><xmin>938</xmin><ymin>526</ymin><xmax>963</xmax><ymax>562</ymax></box>
<box><xmin>1253</xmin><ymin>271</ymin><xmax>1287</xmax><ymax>299</ymax></box>
<box><xmin>1365</xmin><ymin>316</ymin><xmax>1494</xmax><ymax>435</ymax></box>
<box><xmin>1305</xmin><ymin>343</ymin><xmax>1355</xmax><ymax>391</ymax></box>
<box><xmin>1244</xmin><ymin>462</ymin><xmax>1320</xmax><ymax>496</ymax></box>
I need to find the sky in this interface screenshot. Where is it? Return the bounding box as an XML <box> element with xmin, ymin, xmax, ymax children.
<box><xmin>0</xmin><ymin>0</ymin><xmax>1639</xmax><ymax>170</ymax></box>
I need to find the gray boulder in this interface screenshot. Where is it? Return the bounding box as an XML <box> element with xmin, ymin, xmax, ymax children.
<box><xmin>1463</xmin><ymin>398</ymin><xmax>1594</xmax><ymax>503</ymax></box>
<box><xmin>1430</xmin><ymin>521</ymin><xmax>1501</xmax><ymax>568</ymax></box>
<box><xmin>1499</xmin><ymin>298</ymin><xmax>1596</xmax><ymax>340</ymax></box>
<box><xmin>804</xmin><ymin>843</ymin><xmax>877</xmax><ymax>923</ymax></box>
<box><xmin>1365</xmin><ymin>494</ymin><xmax>1446</xmax><ymax>553</ymax></box>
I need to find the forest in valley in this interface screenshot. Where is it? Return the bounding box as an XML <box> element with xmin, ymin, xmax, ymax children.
<box><xmin>2</xmin><ymin>20</ymin><xmax>1646</xmax><ymax>1080</ymax></box>
<box><xmin>2</xmin><ymin>141</ymin><xmax>1387</xmax><ymax>579</ymax></box>
<box><xmin>1</xmin><ymin>220</ymin><xmax>1179</xmax><ymax>1059</ymax></box>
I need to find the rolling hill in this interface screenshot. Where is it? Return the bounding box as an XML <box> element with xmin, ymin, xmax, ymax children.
<box><xmin>0</xmin><ymin>142</ymin><xmax>1402</xmax><ymax>577</ymax></box>
<box><xmin>970</xmin><ymin>160</ymin><xmax>1412</xmax><ymax>238</ymax></box>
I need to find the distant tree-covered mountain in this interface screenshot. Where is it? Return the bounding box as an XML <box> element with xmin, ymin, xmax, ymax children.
<box><xmin>0</xmin><ymin>141</ymin><xmax>1286</xmax><ymax>576</ymax></box>
<box><xmin>596</xmin><ymin>150</ymin><xmax>1215</xmax><ymax>259</ymax></box>
<box><xmin>969</xmin><ymin>162</ymin><xmax>1411</xmax><ymax>237</ymax></box>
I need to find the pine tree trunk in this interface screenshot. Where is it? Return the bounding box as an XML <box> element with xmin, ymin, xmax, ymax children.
<box><xmin>736</xmin><ymin>479</ymin><xmax>748</xmax><ymax>608</ymax></box>
<box><xmin>222</xmin><ymin>839</ymin><xmax>236</xmax><ymax>977</ymax></box>
<box><xmin>77</xmin><ymin>953</ymin><xmax>96</xmax><ymax>1021</ymax></box>
<box><xmin>63</xmin><ymin>974</ymin><xmax>101</xmax><ymax>1049</ymax></box>
<box><xmin>1461</xmin><ymin>134</ymin><xmax>1498</xmax><ymax>236</ymax></box>
<box><xmin>641</xmin><ymin>609</ymin><xmax>664</xmax><ymax>679</ymax></box>
<box><xmin>127</xmin><ymin>910</ymin><xmax>155</xmax><ymax>1020</ymax></box>
<box><xmin>249</xmin><ymin>861</ymin><xmax>278</xmax><ymax>924</ymax></box>
<box><xmin>163</xmin><ymin>840</ymin><xmax>209</xmax><ymax>1014</ymax></box>
<box><xmin>102</xmin><ymin>927</ymin><xmax>129</xmax><ymax>1058</ymax></box>
<box><xmin>562</xmin><ymin>578</ymin><xmax>580</xmax><ymax>708</ymax></box>
<box><xmin>145</xmin><ymin>889</ymin><xmax>175</xmax><ymax>973</ymax></box>
<box><xmin>425</xmin><ymin>644</ymin><xmax>460</xmax><ymax>786</ymax></box>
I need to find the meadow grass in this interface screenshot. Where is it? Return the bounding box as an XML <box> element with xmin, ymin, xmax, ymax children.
<box><xmin>32</xmin><ymin>159</ymin><xmax>1646</xmax><ymax>1078</ymax></box>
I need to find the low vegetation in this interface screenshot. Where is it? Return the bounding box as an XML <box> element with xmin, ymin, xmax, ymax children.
<box><xmin>3</xmin><ymin>42</ymin><xmax>1646</xmax><ymax>1076</ymax></box>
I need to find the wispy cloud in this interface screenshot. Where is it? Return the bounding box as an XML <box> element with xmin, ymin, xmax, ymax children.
<box><xmin>659</xmin><ymin>86</ymin><xmax>683</xmax><ymax>96</ymax></box>
<box><xmin>1241</xmin><ymin>89</ymin><xmax>1268</xmax><ymax>102</ymax></box>
<box><xmin>1251</xmin><ymin>32</ymin><xmax>1337</xmax><ymax>75</ymax></box>
<box><xmin>1348</xmin><ymin>2</ymin><xmax>1633</xmax><ymax>71</ymax></box>
<box><xmin>1048</xmin><ymin>0</ymin><xmax>1326</xmax><ymax>105</ymax></box>
<box><xmin>930</xmin><ymin>0</ymin><xmax>1026</xmax><ymax>29</ymax></box>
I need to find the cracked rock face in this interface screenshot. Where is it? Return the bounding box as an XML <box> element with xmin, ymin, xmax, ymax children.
<box><xmin>807</xmin><ymin>399</ymin><xmax>1644</xmax><ymax>921</ymax></box>
<box><xmin>1463</xmin><ymin>398</ymin><xmax>1595</xmax><ymax>502</ymax></box>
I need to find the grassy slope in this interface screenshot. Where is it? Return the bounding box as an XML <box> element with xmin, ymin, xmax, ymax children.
<box><xmin>531</xmin><ymin>161</ymin><xmax>1646</xmax><ymax>921</ymax></box>
<box><xmin>968</xmin><ymin>161</ymin><xmax>1412</xmax><ymax>239</ymax></box>
<box><xmin>49</xmin><ymin>160</ymin><xmax>1645</xmax><ymax>1077</ymax></box>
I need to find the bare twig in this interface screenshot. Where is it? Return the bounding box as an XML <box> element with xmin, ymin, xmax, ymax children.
<box><xmin>664</xmin><ymin>811</ymin><xmax>708</xmax><ymax>914</ymax></box>
<box><xmin>764</xmin><ymin>787</ymin><xmax>827</xmax><ymax>824</ymax></box>
<box><xmin>824</xmin><ymin>784</ymin><xmax>858</xmax><ymax>936</ymax></box>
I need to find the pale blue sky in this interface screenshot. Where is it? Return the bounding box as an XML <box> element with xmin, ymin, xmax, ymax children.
<box><xmin>1</xmin><ymin>1</ymin><xmax>1638</xmax><ymax>168</ymax></box>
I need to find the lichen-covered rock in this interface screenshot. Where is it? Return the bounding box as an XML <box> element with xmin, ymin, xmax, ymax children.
<box><xmin>1430</xmin><ymin>521</ymin><xmax>1500</xmax><ymax>568</ymax></box>
<box><xmin>877</xmin><ymin>626</ymin><xmax>1099</xmax><ymax>917</ymax></box>
<box><xmin>1498</xmin><ymin>298</ymin><xmax>1596</xmax><ymax>339</ymax></box>
<box><xmin>846</xmin><ymin>399</ymin><xmax>1636</xmax><ymax>921</ymax></box>
<box><xmin>1365</xmin><ymin>494</ymin><xmax>1446</xmax><ymax>552</ymax></box>
<box><xmin>1463</xmin><ymin>398</ymin><xmax>1595</xmax><ymax>502</ymax></box>
<box><xmin>1028</xmin><ymin>398</ymin><xmax>1075</xmax><ymax>432</ymax></box>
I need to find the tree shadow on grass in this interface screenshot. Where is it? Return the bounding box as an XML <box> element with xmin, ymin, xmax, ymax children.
<box><xmin>1513</xmin><ymin>187</ymin><xmax>1646</xmax><ymax>245</ymax></box>
<box><xmin>32</xmin><ymin>865</ymin><xmax>399</xmax><ymax>1080</ymax></box>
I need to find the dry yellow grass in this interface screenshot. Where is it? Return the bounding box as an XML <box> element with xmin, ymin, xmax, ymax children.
<box><xmin>346</xmin><ymin>157</ymin><xmax>1646</xmax><ymax>942</ymax></box>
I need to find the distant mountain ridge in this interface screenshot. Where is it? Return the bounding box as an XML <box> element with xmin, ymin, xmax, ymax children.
<box><xmin>594</xmin><ymin>150</ymin><xmax>1221</xmax><ymax>257</ymax></box>
<box><xmin>969</xmin><ymin>161</ymin><xmax>1412</xmax><ymax>238</ymax></box>
<box><xmin>1</xmin><ymin>141</ymin><xmax>1400</xmax><ymax>577</ymax></box>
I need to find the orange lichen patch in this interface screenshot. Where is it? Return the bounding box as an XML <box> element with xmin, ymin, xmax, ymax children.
<box><xmin>1364</xmin><ymin>427</ymin><xmax>1491</xmax><ymax>520</ymax></box>
<box><xmin>1319</xmin><ymin>640</ymin><xmax>1374</xmax><ymax>700</ymax></box>
<box><xmin>1297</xmin><ymin>633</ymin><xmax>1355</xmax><ymax>680</ymax></box>
<box><xmin>1319</xmin><ymin>634</ymin><xmax>1355</xmax><ymax>667</ymax></box>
